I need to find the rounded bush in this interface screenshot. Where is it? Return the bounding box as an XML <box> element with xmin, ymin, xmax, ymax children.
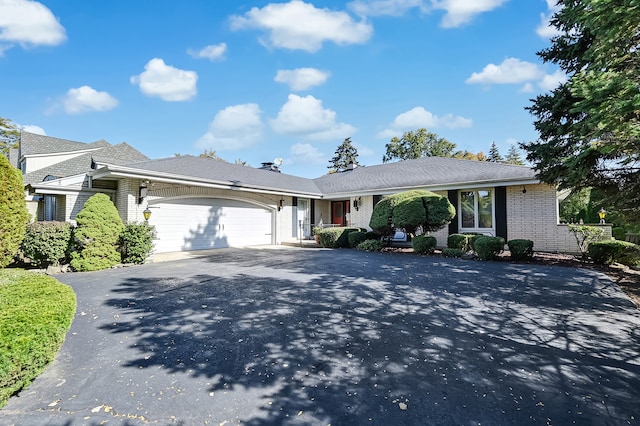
<box><xmin>474</xmin><ymin>236</ymin><xmax>505</xmax><ymax>261</ymax></box>
<box><xmin>508</xmin><ymin>239</ymin><xmax>534</xmax><ymax>261</ymax></box>
<box><xmin>0</xmin><ymin>154</ymin><xmax>28</xmax><ymax>267</ymax></box>
<box><xmin>442</xmin><ymin>248</ymin><xmax>463</xmax><ymax>258</ymax></box>
<box><xmin>356</xmin><ymin>239</ymin><xmax>385</xmax><ymax>252</ymax></box>
<box><xmin>588</xmin><ymin>240</ymin><xmax>640</xmax><ymax>266</ymax></box>
<box><xmin>447</xmin><ymin>234</ymin><xmax>467</xmax><ymax>250</ymax></box>
<box><xmin>21</xmin><ymin>221</ymin><xmax>72</xmax><ymax>267</ymax></box>
<box><xmin>348</xmin><ymin>231</ymin><xmax>367</xmax><ymax>248</ymax></box>
<box><xmin>412</xmin><ymin>235</ymin><xmax>437</xmax><ymax>254</ymax></box>
<box><xmin>317</xmin><ymin>227</ymin><xmax>363</xmax><ymax>248</ymax></box>
<box><xmin>364</xmin><ymin>231</ymin><xmax>380</xmax><ymax>241</ymax></box>
<box><xmin>119</xmin><ymin>222</ymin><xmax>156</xmax><ymax>264</ymax></box>
<box><xmin>467</xmin><ymin>234</ymin><xmax>484</xmax><ymax>252</ymax></box>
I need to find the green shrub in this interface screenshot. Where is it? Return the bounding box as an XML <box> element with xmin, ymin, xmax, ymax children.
<box><xmin>369</xmin><ymin>190</ymin><xmax>455</xmax><ymax>236</ymax></box>
<box><xmin>0</xmin><ymin>154</ymin><xmax>28</xmax><ymax>267</ymax></box>
<box><xmin>316</xmin><ymin>227</ymin><xmax>363</xmax><ymax>248</ymax></box>
<box><xmin>412</xmin><ymin>235</ymin><xmax>437</xmax><ymax>254</ymax></box>
<box><xmin>70</xmin><ymin>193</ymin><xmax>124</xmax><ymax>271</ymax></box>
<box><xmin>364</xmin><ymin>231</ymin><xmax>380</xmax><ymax>241</ymax></box>
<box><xmin>447</xmin><ymin>234</ymin><xmax>468</xmax><ymax>250</ymax></box>
<box><xmin>612</xmin><ymin>227</ymin><xmax>626</xmax><ymax>241</ymax></box>
<box><xmin>20</xmin><ymin>222</ymin><xmax>72</xmax><ymax>267</ymax></box>
<box><xmin>442</xmin><ymin>248</ymin><xmax>464</xmax><ymax>258</ymax></box>
<box><xmin>119</xmin><ymin>222</ymin><xmax>156</xmax><ymax>264</ymax></box>
<box><xmin>568</xmin><ymin>224</ymin><xmax>605</xmax><ymax>259</ymax></box>
<box><xmin>474</xmin><ymin>236</ymin><xmax>505</xmax><ymax>260</ymax></box>
<box><xmin>0</xmin><ymin>270</ymin><xmax>76</xmax><ymax>408</ymax></box>
<box><xmin>467</xmin><ymin>234</ymin><xmax>484</xmax><ymax>252</ymax></box>
<box><xmin>356</xmin><ymin>239</ymin><xmax>385</xmax><ymax>252</ymax></box>
<box><xmin>508</xmin><ymin>239</ymin><xmax>534</xmax><ymax>261</ymax></box>
<box><xmin>588</xmin><ymin>240</ymin><xmax>640</xmax><ymax>266</ymax></box>
<box><xmin>348</xmin><ymin>231</ymin><xmax>368</xmax><ymax>248</ymax></box>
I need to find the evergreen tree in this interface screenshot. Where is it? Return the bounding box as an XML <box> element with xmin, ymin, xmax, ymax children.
<box><xmin>0</xmin><ymin>117</ymin><xmax>19</xmax><ymax>157</ymax></box>
<box><xmin>328</xmin><ymin>137</ymin><xmax>360</xmax><ymax>172</ymax></box>
<box><xmin>0</xmin><ymin>154</ymin><xmax>28</xmax><ymax>267</ymax></box>
<box><xmin>488</xmin><ymin>142</ymin><xmax>504</xmax><ymax>163</ymax></box>
<box><xmin>505</xmin><ymin>145</ymin><xmax>525</xmax><ymax>165</ymax></box>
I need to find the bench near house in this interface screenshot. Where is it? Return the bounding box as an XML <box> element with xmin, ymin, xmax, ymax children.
<box><xmin>12</xmin><ymin>131</ymin><xmax>611</xmax><ymax>254</ymax></box>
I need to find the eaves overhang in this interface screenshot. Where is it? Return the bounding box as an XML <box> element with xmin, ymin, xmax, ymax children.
<box><xmin>90</xmin><ymin>163</ymin><xmax>324</xmax><ymax>199</ymax></box>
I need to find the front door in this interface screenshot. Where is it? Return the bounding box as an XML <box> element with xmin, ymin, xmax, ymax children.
<box><xmin>331</xmin><ymin>201</ymin><xmax>350</xmax><ymax>226</ymax></box>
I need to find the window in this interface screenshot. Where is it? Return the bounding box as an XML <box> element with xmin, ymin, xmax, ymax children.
<box><xmin>459</xmin><ymin>189</ymin><xmax>494</xmax><ymax>230</ymax></box>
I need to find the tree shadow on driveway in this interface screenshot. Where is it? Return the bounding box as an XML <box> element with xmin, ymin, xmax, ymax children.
<box><xmin>92</xmin><ymin>249</ymin><xmax>640</xmax><ymax>425</ymax></box>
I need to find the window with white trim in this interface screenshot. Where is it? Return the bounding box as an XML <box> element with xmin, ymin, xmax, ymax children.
<box><xmin>459</xmin><ymin>189</ymin><xmax>494</xmax><ymax>231</ymax></box>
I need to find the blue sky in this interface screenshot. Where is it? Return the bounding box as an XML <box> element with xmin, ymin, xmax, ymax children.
<box><xmin>0</xmin><ymin>0</ymin><xmax>564</xmax><ymax>178</ymax></box>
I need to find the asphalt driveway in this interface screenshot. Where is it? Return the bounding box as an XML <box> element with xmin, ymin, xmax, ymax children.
<box><xmin>2</xmin><ymin>247</ymin><xmax>639</xmax><ymax>425</ymax></box>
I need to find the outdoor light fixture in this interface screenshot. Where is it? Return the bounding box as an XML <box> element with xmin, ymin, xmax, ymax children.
<box><xmin>278</xmin><ymin>198</ymin><xmax>285</xmax><ymax>211</ymax></box>
<box><xmin>353</xmin><ymin>197</ymin><xmax>361</xmax><ymax>211</ymax></box>
<box><xmin>143</xmin><ymin>207</ymin><xmax>152</xmax><ymax>221</ymax></box>
<box><xmin>598</xmin><ymin>208</ymin><xmax>606</xmax><ymax>224</ymax></box>
<box><xmin>138</xmin><ymin>182</ymin><xmax>148</xmax><ymax>204</ymax></box>
<box><xmin>522</xmin><ymin>185</ymin><xmax>527</xmax><ymax>194</ymax></box>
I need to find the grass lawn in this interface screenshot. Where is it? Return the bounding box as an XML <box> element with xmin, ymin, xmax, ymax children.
<box><xmin>0</xmin><ymin>269</ymin><xmax>76</xmax><ymax>408</ymax></box>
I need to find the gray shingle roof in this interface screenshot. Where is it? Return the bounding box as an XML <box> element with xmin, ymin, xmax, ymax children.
<box><xmin>313</xmin><ymin>156</ymin><xmax>537</xmax><ymax>195</ymax></box>
<box><xmin>124</xmin><ymin>156</ymin><xmax>323</xmax><ymax>196</ymax></box>
<box><xmin>20</xmin><ymin>131</ymin><xmax>109</xmax><ymax>155</ymax></box>
<box><xmin>24</xmin><ymin>142</ymin><xmax>149</xmax><ymax>186</ymax></box>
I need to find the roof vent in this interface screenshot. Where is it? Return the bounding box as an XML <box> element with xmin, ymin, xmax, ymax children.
<box><xmin>347</xmin><ymin>162</ymin><xmax>357</xmax><ymax>171</ymax></box>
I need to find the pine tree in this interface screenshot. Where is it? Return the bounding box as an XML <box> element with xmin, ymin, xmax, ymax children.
<box><xmin>488</xmin><ymin>142</ymin><xmax>504</xmax><ymax>163</ymax></box>
<box><xmin>328</xmin><ymin>137</ymin><xmax>360</xmax><ymax>172</ymax></box>
<box><xmin>504</xmin><ymin>145</ymin><xmax>524</xmax><ymax>165</ymax></box>
<box><xmin>0</xmin><ymin>117</ymin><xmax>20</xmax><ymax>157</ymax></box>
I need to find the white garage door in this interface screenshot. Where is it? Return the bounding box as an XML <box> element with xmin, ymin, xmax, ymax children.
<box><xmin>149</xmin><ymin>198</ymin><xmax>273</xmax><ymax>253</ymax></box>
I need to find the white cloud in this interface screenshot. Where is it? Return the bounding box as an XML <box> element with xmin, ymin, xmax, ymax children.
<box><xmin>196</xmin><ymin>103</ymin><xmax>263</xmax><ymax>151</ymax></box>
<box><xmin>61</xmin><ymin>86</ymin><xmax>118</xmax><ymax>114</ymax></box>
<box><xmin>270</xmin><ymin>94</ymin><xmax>356</xmax><ymax>141</ymax></box>
<box><xmin>230</xmin><ymin>1</ymin><xmax>373</xmax><ymax>52</ymax></box>
<box><xmin>348</xmin><ymin>0</ymin><xmax>427</xmax><ymax>17</ymax></box>
<box><xmin>130</xmin><ymin>58</ymin><xmax>198</xmax><ymax>102</ymax></box>
<box><xmin>289</xmin><ymin>143</ymin><xmax>326</xmax><ymax>165</ymax></box>
<box><xmin>187</xmin><ymin>43</ymin><xmax>227</xmax><ymax>61</ymax></box>
<box><xmin>20</xmin><ymin>124</ymin><xmax>46</xmax><ymax>135</ymax></box>
<box><xmin>466</xmin><ymin>57</ymin><xmax>544</xmax><ymax>85</ymax></box>
<box><xmin>518</xmin><ymin>82</ymin><xmax>535</xmax><ymax>93</ymax></box>
<box><xmin>377</xmin><ymin>106</ymin><xmax>472</xmax><ymax>138</ymax></box>
<box><xmin>274</xmin><ymin>68</ymin><xmax>330</xmax><ymax>91</ymax></box>
<box><xmin>432</xmin><ymin>0</ymin><xmax>508</xmax><ymax>28</ymax></box>
<box><xmin>0</xmin><ymin>0</ymin><xmax>66</xmax><ymax>51</ymax></box>
<box><xmin>539</xmin><ymin>69</ymin><xmax>567</xmax><ymax>91</ymax></box>
<box><xmin>536</xmin><ymin>0</ymin><xmax>562</xmax><ymax>38</ymax></box>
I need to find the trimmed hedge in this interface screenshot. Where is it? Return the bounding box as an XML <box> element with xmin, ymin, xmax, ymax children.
<box><xmin>508</xmin><ymin>239</ymin><xmax>534</xmax><ymax>261</ymax></box>
<box><xmin>447</xmin><ymin>234</ymin><xmax>468</xmax><ymax>250</ymax></box>
<box><xmin>316</xmin><ymin>227</ymin><xmax>364</xmax><ymax>248</ymax></box>
<box><xmin>0</xmin><ymin>154</ymin><xmax>28</xmax><ymax>267</ymax></box>
<box><xmin>474</xmin><ymin>236</ymin><xmax>505</xmax><ymax>260</ymax></box>
<box><xmin>356</xmin><ymin>239</ymin><xmax>385</xmax><ymax>252</ymax></box>
<box><xmin>442</xmin><ymin>248</ymin><xmax>464</xmax><ymax>258</ymax></box>
<box><xmin>588</xmin><ymin>240</ymin><xmax>640</xmax><ymax>266</ymax></box>
<box><xmin>0</xmin><ymin>270</ymin><xmax>76</xmax><ymax>408</ymax></box>
<box><xmin>348</xmin><ymin>231</ymin><xmax>368</xmax><ymax>248</ymax></box>
<box><xmin>412</xmin><ymin>235</ymin><xmax>437</xmax><ymax>254</ymax></box>
<box><xmin>20</xmin><ymin>221</ymin><xmax>73</xmax><ymax>267</ymax></box>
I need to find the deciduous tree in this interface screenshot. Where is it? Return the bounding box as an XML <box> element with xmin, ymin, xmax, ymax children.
<box><xmin>383</xmin><ymin>129</ymin><xmax>456</xmax><ymax>163</ymax></box>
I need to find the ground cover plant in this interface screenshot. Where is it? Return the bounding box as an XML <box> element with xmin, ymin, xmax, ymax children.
<box><xmin>0</xmin><ymin>270</ymin><xmax>76</xmax><ymax>408</ymax></box>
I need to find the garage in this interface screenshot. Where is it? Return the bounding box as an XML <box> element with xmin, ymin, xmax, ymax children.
<box><xmin>149</xmin><ymin>198</ymin><xmax>273</xmax><ymax>253</ymax></box>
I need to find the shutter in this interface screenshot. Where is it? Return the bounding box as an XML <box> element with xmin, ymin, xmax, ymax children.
<box><xmin>495</xmin><ymin>186</ymin><xmax>507</xmax><ymax>240</ymax></box>
<box><xmin>448</xmin><ymin>190</ymin><xmax>459</xmax><ymax>235</ymax></box>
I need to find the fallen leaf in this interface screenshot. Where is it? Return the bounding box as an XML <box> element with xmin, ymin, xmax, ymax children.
<box><xmin>399</xmin><ymin>402</ymin><xmax>408</xmax><ymax>410</ymax></box>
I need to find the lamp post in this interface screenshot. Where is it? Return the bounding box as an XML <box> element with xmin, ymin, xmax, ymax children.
<box><xmin>598</xmin><ymin>208</ymin><xmax>606</xmax><ymax>224</ymax></box>
<box><xmin>143</xmin><ymin>207</ymin><xmax>152</xmax><ymax>222</ymax></box>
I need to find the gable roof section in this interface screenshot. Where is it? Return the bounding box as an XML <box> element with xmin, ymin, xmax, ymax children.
<box><xmin>95</xmin><ymin>156</ymin><xmax>323</xmax><ymax>197</ymax></box>
<box><xmin>20</xmin><ymin>131</ymin><xmax>110</xmax><ymax>156</ymax></box>
<box><xmin>24</xmin><ymin>142</ymin><xmax>149</xmax><ymax>186</ymax></box>
<box><xmin>313</xmin><ymin>156</ymin><xmax>538</xmax><ymax>196</ymax></box>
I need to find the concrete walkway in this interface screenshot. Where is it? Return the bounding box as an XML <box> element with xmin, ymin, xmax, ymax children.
<box><xmin>2</xmin><ymin>247</ymin><xmax>639</xmax><ymax>425</ymax></box>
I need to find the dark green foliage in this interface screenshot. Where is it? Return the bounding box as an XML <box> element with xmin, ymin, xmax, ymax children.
<box><xmin>442</xmin><ymin>248</ymin><xmax>463</xmax><ymax>258</ymax></box>
<box><xmin>364</xmin><ymin>231</ymin><xmax>380</xmax><ymax>241</ymax></box>
<box><xmin>356</xmin><ymin>239</ymin><xmax>385</xmax><ymax>252</ymax></box>
<box><xmin>328</xmin><ymin>137</ymin><xmax>361</xmax><ymax>172</ymax></box>
<box><xmin>508</xmin><ymin>239</ymin><xmax>534</xmax><ymax>261</ymax></box>
<box><xmin>447</xmin><ymin>234</ymin><xmax>468</xmax><ymax>250</ymax></box>
<box><xmin>474</xmin><ymin>236</ymin><xmax>505</xmax><ymax>261</ymax></box>
<box><xmin>119</xmin><ymin>222</ymin><xmax>156</xmax><ymax>264</ymax></box>
<box><xmin>588</xmin><ymin>240</ymin><xmax>640</xmax><ymax>267</ymax></box>
<box><xmin>70</xmin><ymin>193</ymin><xmax>124</xmax><ymax>272</ymax></box>
<box><xmin>412</xmin><ymin>235</ymin><xmax>437</xmax><ymax>255</ymax></box>
<box><xmin>0</xmin><ymin>154</ymin><xmax>28</xmax><ymax>267</ymax></box>
<box><xmin>0</xmin><ymin>270</ymin><xmax>76</xmax><ymax>408</ymax></box>
<box><xmin>612</xmin><ymin>227</ymin><xmax>625</xmax><ymax>241</ymax></box>
<box><xmin>467</xmin><ymin>234</ymin><xmax>484</xmax><ymax>252</ymax></box>
<box><xmin>21</xmin><ymin>222</ymin><xmax>72</xmax><ymax>267</ymax></box>
<box><xmin>348</xmin><ymin>231</ymin><xmax>368</xmax><ymax>248</ymax></box>
<box><xmin>369</xmin><ymin>190</ymin><xmax>455</xmax><ymax>236</ymax></box>
<box><xmin>383</xmin><ymin>128</ymin><xmax>457</xmax><ymax>163</ymax></box>
<box><xmin>316</xmin><ymin>227</ymin><xmax>363</xmax><ymax>248</ymax></box>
